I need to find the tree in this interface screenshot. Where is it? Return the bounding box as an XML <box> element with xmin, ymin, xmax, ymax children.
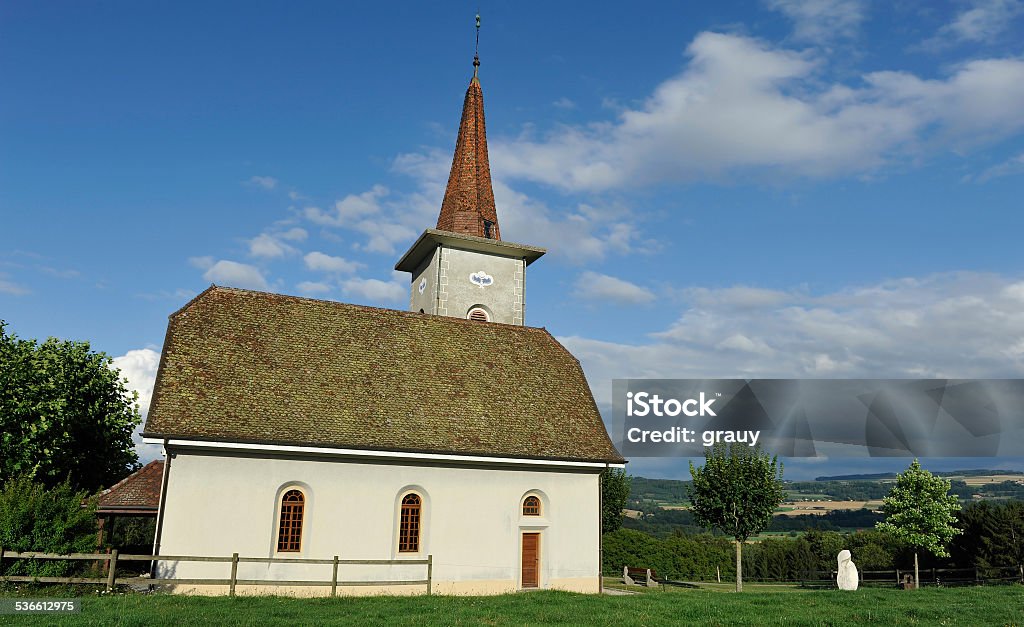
<box><xmin>875</xmin><ymin>459</ymin><xmax>962</xmax><ymax>589</ymax></box>
<box><xmin>601</xmin><ymin>468</ymin><xmax>632</xmax><ymax>533</ymax></box>
<box><xmin>688</xmin><ymin>443</ymin><xmax>785</xmax><ymax>591</ymax></box>
<box><xmin>0</xmin><ymin>475</ymin><xmax>98</xmax><ymax>576</ymax></box>
<box><xmin>0</xmin><ymin>321</ymin><xmax>140</xmax><ymax>492</ymax></box>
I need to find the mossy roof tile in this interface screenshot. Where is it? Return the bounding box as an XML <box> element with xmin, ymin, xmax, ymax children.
<box><xmin>143</xmin><ymin>286</ymin><xmax>624</xmax><ymax>464</ymax></box>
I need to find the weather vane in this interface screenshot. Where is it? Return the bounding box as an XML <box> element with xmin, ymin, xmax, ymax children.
<box><xmin>474</xmin><ymin>12</ymin><xmax>481</xmax><ymax>76</ymax></box>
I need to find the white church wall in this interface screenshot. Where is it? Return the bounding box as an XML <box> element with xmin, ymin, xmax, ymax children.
<box><xmin>408</xmin><ymin>247</ymin><xmax>440</xmax><ymax>315</ymax></box>
<box><xmin>157</xmin><ymin>451</ymin><xmax>601</xmax><ymax>595</ymax></box>
<box><xmin>439</xmin><ymin>247</ymin><xmax>524</xmax><ymax>324</ymax></box>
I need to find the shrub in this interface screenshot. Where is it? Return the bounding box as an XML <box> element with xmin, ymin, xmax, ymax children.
<box><xmin>0</xmin><ymin>475</ymin><xmax>98</xmax><ymax>576</ymax></box>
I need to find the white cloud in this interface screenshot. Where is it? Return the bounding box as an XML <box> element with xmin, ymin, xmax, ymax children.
<box><xmin>0</xmin><ymin>273</ymin><xmax>29</xmax><ymax>295</ymax></box>
<box><xmin>553</xmin><ymin>97</ymin><xmax>577</xmax><ymax>110</ymax></box>
<box><xmin>248</xmin><ymin>233</ymin><xmax>298</xmax><ymax>258</ymax></box>
<box><xmin>341</xmin><ymin>271</ymin><xmax>407</xmax><ymax>304</ymax></box>
<box><xmin>684</xmin><ymin>286</ymin><xmax>792</xmax><ymax>309</ymax></box>
<box><xmin>38</xmin><ymin>266</ymin><xmax>80</xmax><ymax>279</ymax></box>
<box><xmin>765</xmin><ymin>0</ymin><xmax>866</xmax><ymax>43</ymax></box>
<box><xmin>936</xmin><ymin>0</ymin><xmax>1024</xmax><ymax>44</ymax></box>
<box><xmin>296</xmin><ymin>281</ymin><xmax>332</xmax><ymax>295</ymax></box>
<box><xmin>973</xmin><ymin>152</ymin><xmax>1024</xmax><ymax>182</ymax></box>
<box><xmin>573</xmin><ymin>271</ymin><xmax>656</xmax><ymax>305</ymax></box>
<box><xmin>389</xmin><ymin>150</ymin><xmax>646</xmax><ymax>264</ymax></box>
<box><xmin>110</xmin><ymin>347</ymin><xmax>162</xmax><ymax>463</ymax></box>
<box><xmin>305</xmin><ymin>185</ymin><xmax>423</xmax><ymax>255</ymax></box>
<box><xmin>491</xmin><ymin>32</ymin><xmax>1024</xmax><ymax>189</ymax></box>
<box><xmin>111</xmin><ymin>348</ymin><xmax>161</xmax><ymax>417</ymax></box>
<box><xmin>246</xmin><ymin>175</ymin><xmax>278</xmax><ymax>190</ymax></box>
<box><xmin>305</xmin><ymin>185</ymin><xmax>388</xmax><ymax>226</ymax></box>
<box><xmin>136</xmin><ymin>288</ymin><xmax>197</xmax><ymax>302</ymax></box>
<box><xmin>304</xmin><ymin>251</ymin><xmax>363</xmax><ymax>274</ymax></box>
<box><xmin>279</xmin><ymin>227</ymin><xmax>308</xmax><ymax>242</ymax></box>
<box><xmin>188</xmin><ymin>256</ymin><xmax>215</xmax><ymax>270</ymax></box>
<box><xmin>560</xmin><ymin>272</ymin><xmax>1024</xmax><ymax>403</ymax></box>
<box><xmin>202</xmin><ymin>260</ymin><xmax>269</xmax><ymax>290</ymax></box>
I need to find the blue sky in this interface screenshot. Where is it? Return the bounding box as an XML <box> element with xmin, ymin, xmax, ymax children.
<box><xmin>3</xmin><ymin>1</ymin><xmax>1024</xmax><ymax>479</ymax></box>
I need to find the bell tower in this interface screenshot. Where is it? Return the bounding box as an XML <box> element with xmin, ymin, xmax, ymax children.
<box><xmin>395</xmin><ymin>15</ymin><xmax>544</xmax><ymax>325</ymax></box>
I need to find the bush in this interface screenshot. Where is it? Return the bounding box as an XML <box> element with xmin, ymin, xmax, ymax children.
<box><xmin>0</xmin><ymin>476</ymin><xmax>98</xmax><ymax>576</ymax></box>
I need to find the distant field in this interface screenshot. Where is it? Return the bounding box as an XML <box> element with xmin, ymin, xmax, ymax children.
<box><xmin>959</xmin><ymin>474</ymin><xmax>1024</xmax><ymax>486</ymax></box>
<box><xmin>2</xmin><ymin>587</ymin><xmax>1022</xmax><ymax>625</ymax></box>
<box><xmin>778</xmin><ymin>500</ymin><xmax>884</xmax><ymax>516</ymax></box>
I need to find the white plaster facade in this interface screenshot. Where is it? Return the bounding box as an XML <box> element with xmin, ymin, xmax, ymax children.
<box><xmin>153</xmin><ymin>444</ymin><xmax>605</xmax><ymax>596</ymax></box>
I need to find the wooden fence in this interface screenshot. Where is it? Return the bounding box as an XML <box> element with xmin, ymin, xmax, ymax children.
<box><xmin>751</xmin><ymin>565</ymin><xmax>1023</xmax><ymax>588</ymax></box>
<box><xmin>0</xmin><ymin>548</ymin><xmax>433</xmax><ymax>596</ymax></box>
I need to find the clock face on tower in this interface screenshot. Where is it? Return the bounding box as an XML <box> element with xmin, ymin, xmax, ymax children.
<box><xmin>418</xmin><ymin>278</ymin><xmax>427</xmax><ymax>294</ymax></box>
<box><xmin>469</xmin><ymin>271</ymin><xmax>494</xmax><ymax>288</ymax></box>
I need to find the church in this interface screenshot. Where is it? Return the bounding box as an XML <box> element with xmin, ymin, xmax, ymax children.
<box><xmin>142</xmin><ymin>45</ymin><xmax>624</xmax><ymax>596</ymax></box>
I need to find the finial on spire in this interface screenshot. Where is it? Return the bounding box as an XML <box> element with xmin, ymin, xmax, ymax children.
<box><xmin>473</xmin><ymin>12</ymin><xmax>481</xmax><ymax>77</ymax></box>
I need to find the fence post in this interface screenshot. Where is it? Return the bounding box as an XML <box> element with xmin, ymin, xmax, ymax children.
<box><xmin>426</xmin><ymin>554</ymin><xmax>433</xmax><ymax>596</ymax></box>
<box><xmin>0</xmin><ymin>545</ymin><xmax>4</xmax><ymax>575</ymax></box>
<box><xmin>932</xmin><ymin>567</ymin><xmax>936</xmax><ymax>586</ymax></box>
<box><xmin>716</xmin><ymin>566</ymin><xmax>721</xmax><ymax>583</ymax></box>
<box><xmin>106</xmin><ymin>549</ymin><xmax>118</xmax><ymax>592</ymax></box>
<box><xmin>331</xmin><ymin>555</ymin><xmax>339</xmax><ymax>598</ymax></box>
<box><xmin>896</xmin><ymin>568</ymin><xmax>900</xmax><ymax>587</ymax></box>
<box><xmin>229</xmin><ymin>553</ymin><xmax>239</xmax><ymax>597</ymax></box>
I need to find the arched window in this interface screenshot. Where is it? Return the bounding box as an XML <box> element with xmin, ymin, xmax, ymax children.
<box><xmin>468</xmin><ymin>308</ymin><xmax>489</xmax><ymax>322</ymax></box>
<box><xmin>399</xmin><ymin>493</ymin><xmax>421</xmax><ymax>552</ymax></box>
<box><xmin>523</xmin><ymin>495</ymin><xmax>541</xmax><ymax>516</ymax></box>
<box><xmin>277</xmin><ymin>489</ymin><xmax>305</xmax><ymax>552</ymax></box>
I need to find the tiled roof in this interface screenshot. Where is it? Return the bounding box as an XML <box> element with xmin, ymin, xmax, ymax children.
<box><xmin>435</xmin><ymin>74</ymin><xmax>501</xmax><ymax>240</ymax></box>
<box><xmin>97</xmin><ymin>460</ymin><xmax>163</xmax><ymax>513</ymax></box>
<box><xmin>143</xmin><ymin>287</ymin><xmax>624</xmax><ymax>464</ymax></box>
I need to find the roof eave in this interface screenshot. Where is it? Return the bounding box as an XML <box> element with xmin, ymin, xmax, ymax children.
<box><xmin>395</xmin><ymin>228</ymin><xmax>546</xmax><ymax>273</ymax></box>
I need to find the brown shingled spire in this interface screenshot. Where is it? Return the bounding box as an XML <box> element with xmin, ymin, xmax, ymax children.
<box><xmin>436</xmin><ymin>59</ymin><xmax>501</xmax><ymax>240</ymax></box>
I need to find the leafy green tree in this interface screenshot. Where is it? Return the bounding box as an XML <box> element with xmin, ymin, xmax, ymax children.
<box><xmin>875</xmin><ymin>459</ymin><xmax>962</xmax><ymax>588</ymax></box>
<box><xmin>0</xmin><ymin>475</ymin><xmax>98</xmax><ymax>576</ymax></box>
<box><xmin>0</xmin><ymin>321</ymin><xmax>140</xmax><ymax>492</ymax></box>
<box><xmin>688</xmin><ymin>443</ymin><xmax>785</xmax><ymax>591</ymax></box>
<box><xmin>952</xmin><ymin>501</ymin><xmax>1024</xmax><ymax>572</ymax></box>
<box><xmin>601</xmin><ymin>468</ymin><xmax>632</xmax><ymax>533</ymax></box>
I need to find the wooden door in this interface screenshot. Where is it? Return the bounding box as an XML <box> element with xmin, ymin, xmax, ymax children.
<box><xmin>521</xmin><ymin>532</ymin><xmax>540</xmax><ymax>588</ymax></box>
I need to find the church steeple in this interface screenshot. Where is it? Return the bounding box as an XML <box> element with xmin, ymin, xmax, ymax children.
<box><xmin>396</xmin><ymin>15</ymin><xmax>545</xmax><ymax>326</ymax></box>
<box><xmin>436</xmin><ymin>14</ymin><xmax>500</xmax><ymax>240</ymax></box>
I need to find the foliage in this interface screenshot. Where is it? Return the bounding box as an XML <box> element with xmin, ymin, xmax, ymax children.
<box><xmin>688</xmin><ymin>444</ymin><xmax>786</xmax><ymax>543</ymax></box>
<box><xmin>876</xmin><ymin>459</ymin><xmax>962</xmax><ymax>559</ymax></box>
<box><xmin>107</xmin><ymin>516</ymin><xmax>157</xmax><ymax>551</ymax></box>
<box><xmin>0</xmin><ymin>475</ymin><xmax>98</xmax><ymax>576</ymax></box>
<box><xmin>0</xmin><ymin>321</ymin><xmax>140</xmax><ymax>492</ymax></box>
<box><xmin>602</xmin><ymin>528</ymin><xmax>734</xmax><ymax>580</ymax></box>
<box><xmin>689</xmin><ymin>444</ymin><xmax>785</xmax><ymax>591</ymax></box>
<box><xmin>600</xmin><ymin>468</ymin><xmax>632</xmax><ymax>533</ymax></box>
<box><xmin>950</xmin><ymin>501</ymin><xmax>1024</xmax><ymax>570</ymax></box>
<box><xmin>628</xmin><ymin>477</ymin><xmax>691</xmax><ymax>506</ymax></box>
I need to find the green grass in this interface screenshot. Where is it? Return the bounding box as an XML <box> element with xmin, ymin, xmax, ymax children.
<box><xmin>1</xmin><ymin>586</ymin><xmax>1022</xmax><ymax>626</ymax></box>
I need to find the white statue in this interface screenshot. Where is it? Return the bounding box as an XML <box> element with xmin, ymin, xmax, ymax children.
<box><xmin>836</xmin><ymin>549</ymin><xmax>859</xmax><ymax>591</ymax></box>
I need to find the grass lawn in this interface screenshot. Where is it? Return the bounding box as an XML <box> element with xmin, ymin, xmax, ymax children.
<box><xmin>1</xmin><ymin>585</ymin><xmax>1022</xmax><ymax>625</ymax></box>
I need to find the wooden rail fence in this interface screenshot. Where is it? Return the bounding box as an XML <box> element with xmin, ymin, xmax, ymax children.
<box><xmin>0</xmin><ymin>547</ymin><xmax>433</xmax><ymax>596</ymax></box>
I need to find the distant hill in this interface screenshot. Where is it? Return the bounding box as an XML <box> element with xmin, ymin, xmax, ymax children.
<box><xmin>813</xmin><ymin>472</ymin><xmax>897</xmax><ymax>481</ymax></box>
<box><xmin>629</xmin><ymin>470</ymin><xmax>1024</xmax><ymax>506</ymax></box>
<box><xmin>815</xmin><ymin>469</ymin><xmax>1024</xmax><ymax>481</ymax></box>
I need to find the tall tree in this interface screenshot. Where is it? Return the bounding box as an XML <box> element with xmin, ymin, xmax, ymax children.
<box><xmin>688</xmin><ymin>443</ymin><xmax>785</xmax><ymax>591</ymax></box>
<box><xmin>601</xmin><ymin>467</ymin><xmax>632</xmax><ymax>533</ymax></box>
<box><xmin>875</xmin><ymin>459</ymin><xmax>962</xmax><ymax>589</ymax></box>
<box><xmin>0</xmin><ymin>321</ymin><xmax>140</xmax><ymax>492</ymax></box>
